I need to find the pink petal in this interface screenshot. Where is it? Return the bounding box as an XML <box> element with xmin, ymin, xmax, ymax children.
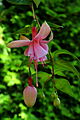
<box><xmin>24</xmin><ymin>44</ymin><xmax>34</xmax><ymax>58</ymax></box>
<box><xmin>42</xmin><ymin>56</ymin><xmax>47</xmax><ymax>61</ymax></box>
<box><xmin>7</xmin><ymin>40</ymin><xmax>30</xmax><ymax>48</ymax></box>
<box><xmin>40</xmin><ymin>40</ymin><xmax>48</xmax><ymax>44</ymax></box>
<box><xmin>39</xmin><ymin>56</ymin><xmax>47</xmax><ymax>62</ymax></box>
<box><xmin>34</xmin><ymin>21</ymin><xmax>51</xmax><ymax>41</ymax></box>
<box><xmin>40</xmin><ymin>43</ymin><xmax>48</xmax><ymax>52</ymax></box>
<box><xmin>34</xmin><ymin>43</ymin><xmax>48</xmax><ymax>59</ymax></box>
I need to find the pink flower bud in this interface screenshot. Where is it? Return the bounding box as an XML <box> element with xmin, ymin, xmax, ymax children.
<box><xmin>23</xmin><ymin>86</ymin><xmax>37</xmax><ymax>107</ymax></box>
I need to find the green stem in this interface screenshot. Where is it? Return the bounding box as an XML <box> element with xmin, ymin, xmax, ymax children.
<box><xmin>28</xmin><ymin>66</ymin><xmax>31</xmax><ymax>77</ymax></box>
<box><xmin>35</xmin><ymin>16</ymin><xmax>40</xmax><ymax>28</ymax></box>
<box><xmin>32</xmin><ymin>3</ymin><xmax>36</xmax><ymax>20</ymax></box>
<box><xmin>32</xmin><ymin>4</ymin><xmax>40</xmax><ymax>28</ymax></box>
<box><xmin>49</xmin><ymin>50</ymin><xmax>54</xmax><ymax>79</ymax></box>
<box><xmin>49</xmin><ymin>50</ymin><xmax>57</xmax><ymax>92</ymax></box>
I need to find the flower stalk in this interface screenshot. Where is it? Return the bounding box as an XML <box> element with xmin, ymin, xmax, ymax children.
<box><xmin>32</xmin><ymin>3</ymin><xmax>40</xmax><ymax>28</ymax></box>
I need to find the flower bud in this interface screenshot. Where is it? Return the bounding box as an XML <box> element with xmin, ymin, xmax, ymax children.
<box><xmin>40</xmin><ymin>92</ymin><xmax>45</xmax><ymax>99</ymax></box>
<box><xmin>53</xmin><ymin>98</ymin><xmax>60</xmax><ymax>107</ymax></box>
<box><xmin>23</xmin><ymin>86</ymin><xmax>37</xmax><ymax>107</ymax></box>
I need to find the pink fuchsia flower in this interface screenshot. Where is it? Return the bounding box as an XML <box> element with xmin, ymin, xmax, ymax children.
<box><xmin>7</xmin><ymin>21</ymin><xmax>53</xmax><ymax>62</ymax></box>
<box><xmin>7</xmin><ymin>21</ymin><xmax>53</xmax><ymax>86</ymax></box>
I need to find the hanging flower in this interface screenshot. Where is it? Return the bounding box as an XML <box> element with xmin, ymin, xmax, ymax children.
<box><xmin>7</xmin><ymin>21</ymin><xmax>53</xmax><ymax>63</ymax></box>
<box><xmin>7</xmin><ymin>21</ymin><xmax>53</xmax><ymax>86</ymax></box>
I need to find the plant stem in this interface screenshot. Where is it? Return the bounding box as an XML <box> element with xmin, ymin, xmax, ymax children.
<box><xmin>28</xmin><ymin>66</ymin><xmax>31</xmax><ymax>77</ymax></box>
<box><xmin>49</xmin><ymin>51</ymin><xmax>58</xmax><ymax>94</ymax></box>
<box><xmin>32</xmin><ymin>3</ymin><xmax>36</xmax><ymax>19</ymax></box>
<box><xmin>49</xmin><ymin>51</ymin><xmax>54</xmax><ymax>79</ymax></box>
<box><xmin>32</xmin><ymin>4</ymin><xmax>40</xmax><ymax>28</ymax></box>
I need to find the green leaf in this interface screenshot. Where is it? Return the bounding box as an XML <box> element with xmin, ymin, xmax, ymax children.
<box><xmin>7</xmin><ymin>0</ymin><xmax>32</xmax><ymax>5</ymax></box>
<box><xmin>53</xmin><ymin>49</ymin><xmax>80</xmax><ymax>64</ymax></box>
<box><xmin>55</xmin><ymin>78</ymin><xmax>73</xmax><ymax>96</ymax></box>
<box><xmin>38</xmin><ymin>72</ymin><xmax>51</xmax><ymax>82</ymax></box>
<box><xmin>48</xmin><ymin>22</ymin><xmax>63</xmax><ymax>29</ymax></box>
<box><xmin>33</xmin><ymin>0</ymin><xmax>41</xmax><ymax>7</ymax></box>
<box><xmin>0</xmin><ymin>84</ymin><xmax>6</xmax><ymax>89</ymax></box>
<box><xmin>0</xmin><ymin>94</ymin><xmax>11</xmax><ymax>104</ymax></box>
<box><xmin>54</xmin><ymin>70</ymin><xmax>66</xmax><ymax>77</ymax></box>
<box><xmin>4</xmin><ymin>71</ymin><xmax>21</xmax><ymax>86</ymax></box>
<box><xmin>55</xmin><ymin>59</ymin><xmax>80</xmax><ymax>79</ymax></box>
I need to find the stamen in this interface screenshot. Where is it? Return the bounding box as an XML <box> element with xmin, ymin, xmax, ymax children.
<box><xmin>36</xmin><ymin>68</ymin><xmax>38</xmax><ymax>87</ymax></box>
<box><xmin>34</xmin><ymin>60</ymin><xmax>38</xmax><ymax>87</ymax></box>
<box><xmin>36</xmin><ymin>66</ymin><xmax>38</xmax><ymax>87</ymax></box>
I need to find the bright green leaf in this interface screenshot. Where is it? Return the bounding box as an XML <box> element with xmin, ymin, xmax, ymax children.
<box><xmin>0</xmin><ymin>94</ymin><xmax>11</xmax><ymax>104</ymax></box>
<box><xmin>53</xmin><ymin>49</ymin><xmax>80</xmax><ymax>64</ymax></box>
<box><xmin>55</xmin><ymin>78</ymin><xmax>73</xmax><ymax>96</ymax></box>
<box><xmin>4</xmin><ymin>71</ymin><xmax>21</xmax><ymax>86</ymax></box>
<box><xmin>0</xmin><ymin>84</ymin><xmax>6</xmax><ymax>89</ymax></box>
<box><xmin>55</xmin><ymin>59</ymin><xmax>80</xmax><ymax>79</ymax></box>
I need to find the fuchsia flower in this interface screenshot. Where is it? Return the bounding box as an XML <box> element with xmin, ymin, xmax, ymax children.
<box><xmin>8</xmin><ymin>21</ymin><xmax>53</xmax><ymax>63</ymax></box>
<box><xmin>7</xmin><ymin>21</ymin><xmax>53</xmax><ymax>86</ymax></box>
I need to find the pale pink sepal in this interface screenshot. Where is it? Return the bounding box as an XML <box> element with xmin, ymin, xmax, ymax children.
<box><xmin>7</xmin><ymin>40</ymin><xmax>30</xmax><ymax>48</ymax></box>
<box><xmin>34</xmin><ymin>21</ymin><xmax>51</xmax><ymax>41</ymax></box>
<box><xmin>48</xmin><ymin>31</ymin><xmax>53</xmax><ymax>42</ymax></box>
<box><xmin>40</xmin><ymin>31</ymin><xmax>53</xmax><ymax>44</ymax></box>
<box><xmin>24</xmin><ymin>44</ymin><xmax>34</xmax><ymax>57</ymax></box>
<box><xmin>40</xmin><ymin>43</ymin><xmax>48</xmax><ymax>52</ymax></box>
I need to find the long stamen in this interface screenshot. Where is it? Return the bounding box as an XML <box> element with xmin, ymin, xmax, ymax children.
<box><xmin>36</xmin><ymin>66</ymin><xmax>38</xmax><ymax>87</ymax></box>
<box><xmin>34</xmin><ymin>60</ymin><xmax>38</xmax><ymax>87</ymax></box>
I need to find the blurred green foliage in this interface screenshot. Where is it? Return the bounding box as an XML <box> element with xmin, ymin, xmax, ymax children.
<box><xmin>0</xmin><ymin>0</ymin><xmax>80</xmax><ymax>120</ymax></box>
